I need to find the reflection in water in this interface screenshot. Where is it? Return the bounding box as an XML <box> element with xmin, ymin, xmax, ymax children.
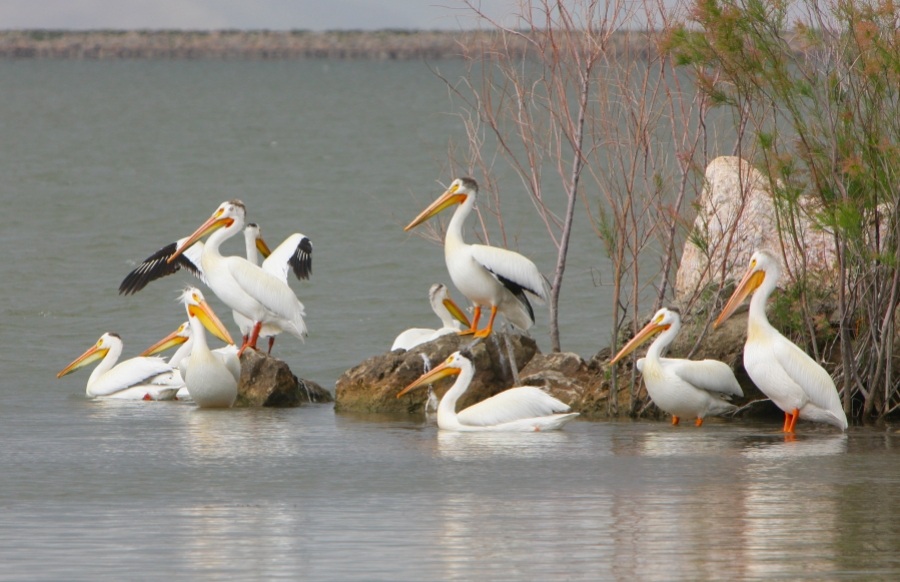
<box><xmin>435</xmin><ymin>429</ymin><xmax>573</xmax><ymax>460</ymax></box>
<box><xmin>738</xmin><ymin>434</ymin><xmax>848</xmax><ymax>579</ymax></box>
<box><xmin>182</xmin><ymin>407</ymin><xmax>302</xmax><ymax>461</ymax></box>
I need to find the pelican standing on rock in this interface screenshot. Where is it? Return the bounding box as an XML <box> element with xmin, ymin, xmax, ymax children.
<box><xmin>175</xmin><ymin>287</ymin><xmax>240</xmax><ymax>408</ymax></box>
<box><xmin>397</xmin><ymin>350</ymin><xmax>578</xmax><ymax>431</ymax></box>
<box><xmin>714</xmin><ymin>249</ymin><xmax>848</xmax><ymax>432</ymax></box>
<box><xmin>404</xmin><ymin>178</ymin><xmax>549</xmax><ymax>338</ymax></box>
<box><xmin>167</xmin><ymin>200</ymin><xmax>307</xmax><ymax>354</ymax></box>
<box><xmin>391</xmin><ymin>283</ymin><xmax>471</xmax><ymax>351</ymax></box>
<box><xmin>57</xmin><ymin>332</ymin><xmax>182</xmax><ymax>400</ymax></box>
<box><xmin>610</xmin><ymin>308</ymin><xmax>743</xmax><ymax>426</ymax></box>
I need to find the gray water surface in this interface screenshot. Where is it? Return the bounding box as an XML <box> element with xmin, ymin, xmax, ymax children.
<box><xmin>3</xmin><ymin>60</ymin><xmax>900</xmax><ymax>580</ymax></box>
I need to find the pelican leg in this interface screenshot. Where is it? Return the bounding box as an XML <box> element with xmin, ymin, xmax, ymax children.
<box><xmin>459</xmin><ymin>306</ymin><xmax>481</xmax><ymax>336</ymax></box>
<box><xmin>695</xmin><ymin>417</ymin><xmax>704</xmax><ymax>427</ymax></box>
<box><xmin>473</xmin><ymin>305</ymin><xmax>498</xmax><ymax>339</ymax></box>
<box><xmin>782</xmin><ymin>411</ymin><xmax>794</xmax><ymax>433</ymax></box>
<box><xmin>267</xmin><ymin>336</ymin><xmax>275</xmax><ymax>355</ymax></box>
<box><xmin>786</xmin><ymin>408</ymin><xmax>800</xmax><ymax>433</ymax></box>
<box><xmin>239</xmin><ymin>321</ymin><xmax>263</xmax><ymax>356</ymax></box>
<box><xmin>671</xmin><ymin>415</ymin><xmax>680</xmax><ymax>426</ymax></box>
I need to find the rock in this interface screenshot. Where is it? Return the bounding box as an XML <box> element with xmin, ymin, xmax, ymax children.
<box><xmin>235</xmin><ymin>349</ymin><xmax>333</xmax><ymax>407</ymax></box>
<box><xmin>519</xmin><ymin>351</ymin><xmax>598</xmax><ymax>405</ymax></box>
<box><xmin>675</xmin><ymin>156</ymin><xmax>837</xmax><ymax>301</ymax></box>
<box><xmin>334</xmin><ymin>331</ymin><xmax>539</xmax><ymax>414</ymax></box>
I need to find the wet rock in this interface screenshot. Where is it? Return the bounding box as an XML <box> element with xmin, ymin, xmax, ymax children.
<box><xmin>334</xmin><ymin>331</ymin><xmax>539</xmax><ymax>414</ymax></box>
<box><xmin>236</xmin><ymin>349</ymin><xmax>333</xmax><ymax>407</ymax></box>
<box><xmin>519</xmin><ymin>351</ymin><xmax>598</xmax><ymax>405</ymax></box>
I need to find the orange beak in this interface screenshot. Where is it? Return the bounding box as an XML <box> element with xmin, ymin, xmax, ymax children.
<box><xmin>714</xmin><ymin>262</ymin><xmax>766</xmax><ymax>328</ymax></box>
<box><xmin>397</xmin><ymin>358</ymin><xmax>461</xmax><ymax>398</ymax></box>
<box><xmin>404</xmin><ymin>183</ymin><xmax>468</xmax><ymax>231</ymax></box>
<box><xmin>168</xmin><ymin>209</ymin><xmax>234</xmax><ymax>264</ymax></box>
<box><xmin>609</xmin><ymin>317</ymin><xmax>669</xmax><ymax>365</ymax></box>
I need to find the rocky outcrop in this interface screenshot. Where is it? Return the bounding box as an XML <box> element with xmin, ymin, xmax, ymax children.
<box><xmin>334</xmin><ymin>332</ymin><xmax>550</xmax><ymax>414</ymax></box>
<box><xmin>236</xmin><ymin>349</ymin><xmax>332</xmax><ymax>407</ymax></box>
<box><xmin>675</xmin><ymin>156</ymin><xmax>837</xmax><ymax>301</ymax></box>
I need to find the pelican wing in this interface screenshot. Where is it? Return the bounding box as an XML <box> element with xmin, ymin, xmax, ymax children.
<box><xmin>470</xmin><ymin>244</ymin><xmax>550</xmax><ymax>303</ymax></box>
<box><xmin>664</xmin><ymin>358</ymin><xmax>743</xmax><ymax>397</ymax></box>
<box><xmin>226</xmin><ymin>256</ymin><xmax>307</xmax><ymax>332</ymax></box>
<box><xmin>89</xmin><ymin>356</ymin><xmax>174</xmax><ymax>397</ymax></box>
<box><xmin>457</xmin><ymin>386</ymin><xmax>570</xmax><ymax>427</ymax></box>
<box><xmin>213</xmin><ymin>345</ymin><xmax>241</xmax><ymax>382</ymax></box>
<box><xmin>119</xmin><ymin>238</ymin><xmax>206</xmax><ymax>295</ymax></box>
<box><xmin>262</xmin><ymin>233</ymin><xmax>313</xmax><ymax>282</ymax></box>
<box><xmin>772</xmin><ymin>335</ymin><xmax>843</xmax><ymax>413</ymax></box>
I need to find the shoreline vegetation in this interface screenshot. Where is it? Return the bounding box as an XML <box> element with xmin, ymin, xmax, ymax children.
<box><xmin>0</xmin><ymin>29</ymin><xmax>651</xmax><ymax>60</ymax></box>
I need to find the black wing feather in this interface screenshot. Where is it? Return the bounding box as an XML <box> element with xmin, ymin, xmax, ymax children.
<box><xmin>493</xmin><ymin>272</ymin><xmax>535</xmax><ymax>324</ymax></box>
<box><xmin>118</xmin><ymin>241</ymin><xmax>203</xmax><ymax>295</ymax></box>
<box><xmin>288</xmin><ymin>236</ymin><xmax>313</xmax><ymax>281</ymax></box>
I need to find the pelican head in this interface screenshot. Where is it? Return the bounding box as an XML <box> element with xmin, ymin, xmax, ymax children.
<box><xmin>169</xmin><ymin>200</ymin><xmax>247</xmax><ymax>264</ymax></box>
<box><xmin>714</xmin><ymin>249</ymin><xmax>781</xmax><ymax>328</ymax></box>
<box><xmin>140</xmin><ymin>321</ymin><xmax>191</xmax><ymax>357</ymax></box>
<box><xmin>244</xmin><ymin>222</ymin><xmax>272</xmax><ymax>259</ymax></box>
<box><xmin>397</xmin><ymin>350</ymin><xmax>473</xmax><ymax>398</ymax></box>
<box><xmin>180</xmin><ymin>287</ymin><xmax>235</xmax><ymax>345</ymax></box>
<box><xmin>404</xmin><ymin>177</ymin><xmax>478</xmax><ymax>231</ymax></box>
<box><xmin>57</xmin><ymin>332</ymin><xmax>121</xmax><ymax>378</ymax></box>
<box><xmin>610</xmin><ymin>308</ymin><xmax>681</xmax><ymax>365</ymax></box>
<box><xmin>429</xmin><ymin>283</ymin><xmax>471</xmax><ymax>328</ymax></box>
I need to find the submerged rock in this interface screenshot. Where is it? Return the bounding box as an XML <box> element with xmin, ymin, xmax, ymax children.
<box><xmin>236</xmin><ymin>349</ymin><xmax>332</xmax><ymax>407</ymax></box>
<box><xmin>334</xmin><ymin>331</ymin><xmax>543</xmax><ymax>414</ymax></box>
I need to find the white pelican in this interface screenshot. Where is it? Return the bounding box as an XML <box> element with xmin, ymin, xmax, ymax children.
<box><xmin>610</xmin><ymin>307</ymin><xmax>743</xmax><ymax>426</ymax></box>
<box><xmin>167</xmin><ymin>200</ymin><xmax>307</xmax><ymax>354</ymax></box>
<box><xmin>246</xmin><ymin>231</ymin><xmax>313</xmax><ymax>353</ymax></box>
<box><xmin>119</xmin><ymin>221</ymin><xmax>312</xmax><ymax>355</ymax></box>
<box><xmin>714</xmin><ymin>249</ymin><xmax>848</xmax><ymax>432</ymax></box>
<box><xmin>391</xmin><ymin>283</ymin><xmax>471</xmax><ymax>351</ymax></box>
<box><xmin>140</xmin><ymin>319</ymin><xmax>241</xmax><ymax>402</ymax></box>
<box><xmin>172</xmin><ymin>287</ymin><xmax>240</xmax><ymax>408</ymax></box>
<box><xmin>404</xmin><ymin>177</ymin><xmax>549</xmax><ymax>338</ymax></box>
<box><xmin>57</xmin><ymin>332</ymin><xmax>182</xmax><ymax>400</ymax></box>
<box><xmin>397</xmin><ymin>350</ymin><xmax>578</xmax><ymax>431</ymax></box>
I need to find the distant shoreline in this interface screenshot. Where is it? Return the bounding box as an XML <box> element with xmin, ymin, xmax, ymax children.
<box><xmin>0</xmin><ymin>29</ymin><xmax>648</xmax><ymax>60</ymax></box>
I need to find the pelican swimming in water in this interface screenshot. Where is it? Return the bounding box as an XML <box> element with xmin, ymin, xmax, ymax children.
<box><xmin>166</xmin><ymin>200</ymin><xmax>307</xmax><ymax>354</ymax></box>
<box><xmin>404</xmin><ymin>177</ymin><xmax>549</xmax><ymax>338</ymax></box>
<box><xmin>397</xmin><ymin>350</ymin><xmax>578</xmax><ymax>431</ymax></box>
<box><xmin>140</xmin><ymin>318</ymin><xmax>240</xmax><ymax>402</ymax></box>
<box><xmin>610</xmin><ymin>307</ymin><xmax>743</xmax><ymax>426</ymax></box>
<box><xmin>171</xmin><ymin>287</ymin><xmax>240</xmax><ymax>408</ymax></box>
<box><xmin>391</xmin><ymin>283</ymin><xmax>471</xmax><ymax>351</ymax></box>
<box><xmin>57</xmin><ymin>332</ymin><xmax>182</xmax><ymax>400</ymax></box>
<box><xmin>714</xmin><ymin>249</ymin><xmax>848</xmax><ymax>432</ymax></box>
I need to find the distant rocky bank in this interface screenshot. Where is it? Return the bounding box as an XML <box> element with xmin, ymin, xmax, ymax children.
<box><xmin>0</xmin><ymin>29</ymin><xmax>647</xmax><ymax>60</ymax></box>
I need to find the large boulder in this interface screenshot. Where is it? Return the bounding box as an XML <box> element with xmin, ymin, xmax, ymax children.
<box><xmin>675</xmin><ymin>156</ymin><xmax>837</xmax><ymax>301</ymax></box>
<box><xmin>236</xmin><ymin>349</ymin><xmax>332</xmax><ymax>407</ymax></box>
<box><xmin>334</xmin><ymin>331</ymin><xmax>540</xmax><ymax>414</ymax></box>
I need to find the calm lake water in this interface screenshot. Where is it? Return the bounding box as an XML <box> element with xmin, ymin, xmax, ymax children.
<box><xmin>3</xmin><ymin>59</ymin><xmax>900</xmax><ymax>580</ymax></box>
